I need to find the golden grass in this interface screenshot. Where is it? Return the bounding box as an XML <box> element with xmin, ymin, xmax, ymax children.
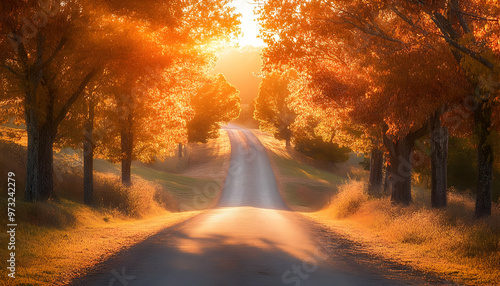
<box><xmin>0</xmin><ymin>203</ymin><xmax>200</xmax><ymax>285</ymax></box>
<box><xmin>183</xmin><ymin>129</ymin><xmax>232</xmax><ymax>178</ymax></box>
<box><xmin>253</xmin><ymin>128</ymin><xmax>500</xmax><ymax>284</ymax></box>
<box><xmin>310</xmin><ymin>180</ymin><xmax>500</xmax><ymax>285</ymax></box>
<box><xmin>250</xmin><ymin>128</ymin><xmax>292</xmax><ymax>159</ymax></box>
<box><xmin>55</xmin><ymin>171</ymin><xmax>177</xmax><ymax>218</ymax></box>
<box><xmin>0</xmin><ymin>162</ymin><xmax>184</xmax><ymax>285</ymax></box>
<box><xmin>324</xmin><ymin>180</ymin><xmax>368</xmax><ymax>219</ymax></box>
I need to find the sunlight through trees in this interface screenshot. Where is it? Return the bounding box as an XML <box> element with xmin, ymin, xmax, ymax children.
<box><xmin>0</xmin><ymin>0</ymin><xmax>240</xmax><ymax>201</ymax></box>
<box><xmin>258</xmin><ymin>0</ymin><xmax>500</xmax><ymax>217</ymax></box>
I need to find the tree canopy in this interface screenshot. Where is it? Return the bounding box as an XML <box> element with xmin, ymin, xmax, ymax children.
<box><xmin>259</xmin><ymin>0</ymin><xmax>500</xmax><ymax>215</ymax></box>
<box><xmin>188</xmin><ymin>74</ymin><xmax>241</xmax><ymax>143</ymax></box>
<box><xmin>0</xmin><ymin>0</ymin><xmax>241</xmax><ymax>200</ymax></box>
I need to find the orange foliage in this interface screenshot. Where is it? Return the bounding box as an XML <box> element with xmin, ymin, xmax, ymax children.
<box><xmin>259</xmin><ymin>0</ymin><xmax>499</xmax><ymax>147</ymax></box>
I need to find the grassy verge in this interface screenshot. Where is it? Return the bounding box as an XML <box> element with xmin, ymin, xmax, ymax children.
<box><xmin>0</xmin><ymin>126</ymin><xmax>231</xmax><ymax>285</ymax></box>
<box><xmin>0</xmin><ymin>201</ymin><xmax>200</xmax><ymax>285</ymax></box>
<box><xmin>255</xmin><ymin>130</ymin><xmax>500</xmax><ymax>285</ymax></box>
<box><xmin>307</xmin><ymin>181</ymin><xmax>500</xmax><ymax>285</ymax></box>
<box><xmin>251</xmin><ymin>130</ymin><xmax>352</xmax><ymax>211</ymax></box>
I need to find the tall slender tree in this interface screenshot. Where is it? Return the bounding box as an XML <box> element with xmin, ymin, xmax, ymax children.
<box><xmin>254</xmin><ymin>71</ymin><xmax>297</xmax><ymax>147</ymax></box>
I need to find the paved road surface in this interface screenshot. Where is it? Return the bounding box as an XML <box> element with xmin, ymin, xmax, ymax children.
<box><xmin>73</xmin><ymin>125</ymin><xmax>443</xmax><ymax>286</ymax></box>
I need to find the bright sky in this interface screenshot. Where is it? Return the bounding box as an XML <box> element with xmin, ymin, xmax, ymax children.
<box><xmin>231</xmin><ymin>0</ymin><xmax>265</xmax><ymax>47</ymax></box>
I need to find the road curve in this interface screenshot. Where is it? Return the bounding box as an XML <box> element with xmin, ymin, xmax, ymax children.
<box><xmin>72</xmin><ymin>126</ymin><xmax>439</xmax><ymax>286</ymax></box>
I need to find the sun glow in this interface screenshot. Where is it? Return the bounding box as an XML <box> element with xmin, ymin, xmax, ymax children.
<box><xmin>231</xmin><ymin>0</ymin><xmax>266</xmax><ymax>47</ymax></box>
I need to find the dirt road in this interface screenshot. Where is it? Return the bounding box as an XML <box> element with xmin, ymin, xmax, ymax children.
<box><xmin>72</xmin><ymin>126</ymin><xmax>445</xmax><ymax>286</ymax></box>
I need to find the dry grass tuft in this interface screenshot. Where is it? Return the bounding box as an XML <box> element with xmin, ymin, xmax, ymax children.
<box><xmin>326</xmin><ymin>180</ymin><xmax>368</xmax><ymax>218</ymax></box>
<box><xmin>92</xmin><ymin>175</ymin><xmax>163</xmax><ymax>217</ymax></box>
<box><xmin>320</xmin><ymin>180</ymin><xmax>500</xmax><ymax>284</ymax></box>
<box><xmin>46</xmin><ymin>164</ymin><xmax>177</xmax><ymax>219</ymax></box>
<box><xmin>52</xmin><ymin>155</ymin><xmax>178</xmax><ymax>217</ymax></box>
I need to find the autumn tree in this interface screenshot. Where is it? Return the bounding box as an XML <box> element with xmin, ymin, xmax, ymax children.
<box><xmin>101</xmin><ymin>21</ymin><xmax>182</xmax><ymax>186</ymax></box>
<box><xmin>0</xmin><ymin>0</ymin><xmax>103</xmax><ymax>202</ymax></box>
<box><xmin>258</xmin><ymin>2</ymin><xmax>391</xmax><ymax>195</ymax></box>
<box><xmin>0</xmin><ymin>0</ymin><xmax>240</xmax><ymax>199</ymax></box>
<box><xmin>291</xmin><ymin>114</ymin><xmax>351</xmax><ymax>164</ymax></box>
<box><xmin>324</xmin><ymin>0</ymin><xmax>500</xmax><ymax>215</ymax></box>
<box><xmin>258</xmin><ymin>0</ymin><xmax>395</xmax><ymax>196</ymax></box>
<box><xmin>342</xmin><ymin>0</ymin><xmax>500</xmax><ymax>215</ymax></box>
<box><xmin>369</xmin><ymin>47</ymin><xmax>469</xmax><ymax>204</ymax></box>
<box><xmin>258</xmin><ymin>0</ymin><xmax>474</xmax><ymax>206</ymax></box>
<box><xmin>102</xmin><ymin>0</ymin><xmax>239</xmax><ymax>185</ymax></box>
<box><xmin>56</xmin><ymin>83</ymin><xmax>106</xmax><ymax>205</ymax></box>
<box><xmin>187</xmin><ymin>74</ymin><xmax>240</xmax><ymax>143</ymax></box>
<box><xmin>296</xmin><ymin>65</ymin><xmax>386</xmax><ymax>195</ymax></box>
<box><xmin>65</xmin><ymin>5</ymin><xmax>239</xmax><ymax>196</ymax></box>
<box><xmin>254</xmin><ymin>71</ymin><xmax>297</xmax><ymax>147</ymax></box>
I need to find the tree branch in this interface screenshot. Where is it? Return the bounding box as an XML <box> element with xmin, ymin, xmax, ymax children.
<box><xmin>408</xmin><ymin>120</ymin><xmax>430</xmax><ymax>143</ymax></box>
<box><xmin>326</xmin><ymin>6</ymin><xmax>404</xmax><ymax>44</ymax></box>
<box><xmin>7</xmin><ymin>30</ymin><xmax>30</xmax><ymax>72</ymax></box>
<box><xmin>36</xmin><ymin>36</ymin><xmax>67</xmax><ymax>73</ymax></box>
<box><xmin>460</xmin><ymin>11</ymin><xmax>500</xmax><ymax>22</ymax></box>
<box><xmin>54</xmin><ymin>69</ymin><xmax>97</xmax><ymax>129</ymax></box>
<box><xmin>0</xmin><ymin>64</ymin><xmax>20</xmax><ymax>77</ymax></box>
<box><xmin>431</xmin><ymin>12</ymin><xmax>494</xmax><ymax>70</ymax></box>
<box><xmin>326</xmin><ymin>18</ymin><xmax>403</xmax><ymax>44</ymax></box>
<box><xmin>390</xmin><ymin>6</ymin><xmax>429</xmax><ymax>36</ymax></box>
<box><xmin>450</xmin><ymin>0</ymin><xmax>471</xmax><ymax>34</ymax></box>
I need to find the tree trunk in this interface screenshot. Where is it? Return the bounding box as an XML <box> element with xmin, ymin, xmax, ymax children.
<box><xmin>38</xmin><ymin>124</ymin><xmax>54</xmax><ymax>200</ymax></box>
<box><xmin>24</xmin><ymin>111</ymin><xmax>39</xmax><ymax>202</ymax></box>
<box><xmin>386</xmin><ymin>138</ymin><xmax>413</xmax><ymax>205</ymax></box>
<box><xmin>283</xmin><ymin>126</ymin><xmax>292</xmax><ymax>148</ymax></box>
<box><xmin>383</xmin><ymin>164</ymin><xmax>391</xmax><ymax>195</ymax></box>
<box><xmin>83</xmin><ymin>99</ymin><xmax>95</xmax><ymax>205</ymax></box>
<box><xmin>474</xmin><ymin>100</ymin><xmax>493</xmax><ymax>218</ymax></box>
<box><xmin>430</xmin><ymin>108</ymin><xmax>448</xmax><ymax>208</ymax></box>
<box><xmin>383</xmin><ymin>122</ymin><xmax>429</xmax><ymax>205</ymax></box>
<box><xmin>24</xmin><ymin>84</ymin><xmax>55</xmax><ymax>202</ymax></box>
<box><xmin>121</xmin><ymin>130</ymin><xmax>133</xmax><ymax>186</ymax></box>
<box><xmin>121</xmin><ymin>111</ymin><xmax>134</xmax><ymax>186</ymax></box>
<box><xmin>368</xmin><ymin>148</ymin><xmax>384</xmax><ymax>195</ymax></box>
<box><xmin>24</xmin><ymin>75</ymin><xmax>42</xmax><ymax>202</ymax></box>
<box><xmin>25</xmin><ymin>119</ymin><xmax>55</xmax><ymax>202</ymax></box>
